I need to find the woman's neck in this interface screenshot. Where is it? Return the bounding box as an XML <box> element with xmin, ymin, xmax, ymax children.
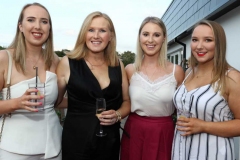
<box><xmin>194</xmin><ymin>64</ymin><xmax>213</xmax><ymax>78</ymax></box>
<box><xmin>196</xmin><ymin>60</ymin><xmax>213</xmax><ymax>72</ymax></box>
<box><xmin>86</xmin><ymin>52</ymin><xmax>105</xmax><ymax>61</ymax></box>
<box><xmin>25</xmin><ymin>45</ymin><xmax>43</xmax><ymax>57</ymax></box>
<box><xmin>142</xmin><ymin>55</ymin><xmax>159</xmax><ymax>67</ymax></box>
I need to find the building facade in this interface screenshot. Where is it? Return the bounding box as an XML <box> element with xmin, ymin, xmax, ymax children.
<box><xmin>161</xmin><ymin>0</ymin><xmax>240</xmax><ymax>159</ymax></box>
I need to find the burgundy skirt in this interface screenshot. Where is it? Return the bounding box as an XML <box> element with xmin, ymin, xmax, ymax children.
<box><xmin>120</xmin><ymin>113</ymin><xmax>174</xmax><ymax>160</ymax></box>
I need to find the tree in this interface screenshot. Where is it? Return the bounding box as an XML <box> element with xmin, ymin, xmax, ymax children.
<box><xmin>0</xmin><ymin>46</ymin><xmax>6</xmax><ymax>50</ymax></box>
<box><xmin>120</xmin><ymin>51</ymin><xmax>135</xmax><ymax>66</ymax></box>
<box><xmin>55</xmin><ymin>49</ymin><xmax>70</xmax><ymax>57</ymax></box>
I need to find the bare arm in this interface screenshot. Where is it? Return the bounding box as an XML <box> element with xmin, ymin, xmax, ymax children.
<box><xmin>116</xmin><ymin>61</ymin><xmax>131</xmax><ymax>119</ymax></box>
<box><xmin>55</xmin><ymin>56</ymin><xmax>69</xmax><ymax>108</ymax></box>
<box><xmin>202</xmin><ymin>70</ymin><xmax>240</xmax><ymax>137</ymax></box>
<box><xmin>174</xmin><ymin>65</ymin><xmax>185</xmax><ymax>87</ymax></box>
<box><xmin>57</xmin><ymin>95</ymin><xmax>68</xmax><ymax>109</ymax></box>
<box><xmin>125</xmin><ymin>63</ymin><xmax>135</xmax><ymax>84</ymax></box>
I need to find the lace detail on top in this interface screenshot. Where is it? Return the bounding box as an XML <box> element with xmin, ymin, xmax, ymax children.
<box><xmin>130</xmin><ymin>72</ymin><xmax>177</xmax><ymax>93</ymax></box>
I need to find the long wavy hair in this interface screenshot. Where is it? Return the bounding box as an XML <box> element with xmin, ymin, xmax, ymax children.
<box><xmin>8</xmin><ymin>2</ymin><xmax>54</xmax><ymax>73</ymax></box>
<box><xmin>67</xmin><ymin>11</ymin><xmax>118</xmax><ymax>66</ymax></box>
<box><xmin>189</xmin><ymin>20</ymin><xmax>232</xmax><ymax>95</ymax></box>
<box><xmin>134</xmin><ymin>16</ymin><xmax>167</xmax><ymax>71</ymax></box>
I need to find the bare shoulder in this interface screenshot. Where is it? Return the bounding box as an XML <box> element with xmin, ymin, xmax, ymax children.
<box><xmin>226</xmin><ymin>69</ymin><xmax>240</xmax><ymax>116</ymax></box>
<box><xmin>56</xmin><ymin>56</ymin><xmax>70</xmax><ymax>84</ymax></box>
<box><xmin>175</xmin><ymin>64</ymin><xmax>184</xmax><ymax>73</ymax></box>
<box><xmin>125</xmin><ymin>63</ymin><xmax>135</xmax><ymax>81</ymax></box>
<box><xmin>225</xmin><ymin>69</ymin><xmax>240</xmax><ymax>98</ymax></box>
<box><xmin>227</xmin><ymin>69</ymin><xmax>240</xmax><ymax>85</ymax></box>
<box><xmin>165</xmin><ymin>61</ymin><xmax>184</xmax><ymax>74</ymax></box>
<box><xmin>125</xmin><ymin>63</ymin><xmax>135</xmax><ymax>74</ymax></box>
<box><xmin>57</xmin><ymin>55</ymin><xmax>70</xmax><ymax>74</ymax></box>
<box><xmin>0</xmin><ymin>50</ymin><xmax>11</xmax><ymax>89</ymax></box>
<box><xmin>53</xmin><ymin>53</ymin><xmax>60</xmax><ymax>65</ymax></box>
<box><xmin>59</xmin><ymin>55</ymin><xmax>69</xmax><ymax>67</ymax></box>
<box><xmin>167</xmin><ymin>62</ymin><xmax>185</xmax><ymax>86</ymax></box>
<box><xmin>0</xmin><ymin>50</ymin><xmax>10</xmax><ymax>70</ymax></box>
<box><xmin>0</xmin><ymin>49</ymin><xmax>12</xmax><ymax>59</ymax></box>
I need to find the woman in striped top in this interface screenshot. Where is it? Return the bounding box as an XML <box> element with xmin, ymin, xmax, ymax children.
<box><xmin>172</xmin><ymin>20</ymin><xmax>240</xmax><ymax>160</ymax></box>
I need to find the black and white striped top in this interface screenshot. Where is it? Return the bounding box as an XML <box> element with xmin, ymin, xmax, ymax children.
<box><xmin>172</xmin><ymin>71</ymin><xmax>235</xmax><ymax>160</ymax></box>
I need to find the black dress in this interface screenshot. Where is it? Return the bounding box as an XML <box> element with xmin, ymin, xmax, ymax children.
<box><xmin>62</xmin><ymin>58</ymin><xmax>123</xmax><ymax>160</ymax></box>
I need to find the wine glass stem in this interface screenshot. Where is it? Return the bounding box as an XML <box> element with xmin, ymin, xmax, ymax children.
<box><xmin>99</xmin><ymin>125</ymin><xmax>103</xmax><ymax>133</ymax></box>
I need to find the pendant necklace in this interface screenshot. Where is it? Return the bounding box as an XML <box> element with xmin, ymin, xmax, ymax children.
<box><xmin>33</xmin><ymin>54</ymin><xmax>42</xmax><ymax>70</ymax></box>
<box><xmin>144</xmin><ymin>65</ymin><xmax>158</xmax><ymax>82</ymax></box>
<box><xmin>85</xmin><ymin>59</ymin><xmax>105</xmax><ymax>70</ymax></box>
<box><xmin>194</xmin><ymin>71</ymin><xmax>212</xmax><ymax>78</ymax></box>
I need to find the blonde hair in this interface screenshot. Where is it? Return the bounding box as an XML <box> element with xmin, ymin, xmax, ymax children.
<box><xmin>134</xmin><ymin>17</ymin><xmax>167</xmax><ymax>71</ymax></box>
<box><xmin>67</xmin><ymin>11</ymin><xmax>118</xmax><ymax>66</ymax></box>
<box><xmin>8</xmin><ymin>2</ymin><xmax>54</xmax><ymax>73</ymax></box>
<box><xmin>190</xmin><ymin>20</ymin><xmax>232</xmax><ymax>95</ymax></box>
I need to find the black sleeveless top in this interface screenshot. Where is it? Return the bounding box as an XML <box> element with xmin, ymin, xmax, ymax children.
<box><xmin>62</xmin><ymin>58</ymin><xmax>123</xmax><ymax>160</ymax></box>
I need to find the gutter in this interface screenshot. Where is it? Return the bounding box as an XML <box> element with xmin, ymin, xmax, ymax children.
<box><xmin>174</xmin><ymin>38</ymin><xmax>187</xmax><ymax>71</ymax></box>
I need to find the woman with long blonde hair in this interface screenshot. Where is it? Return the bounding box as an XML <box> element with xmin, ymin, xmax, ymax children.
<box><xmin>0</xmin><ymin>3</ymin><xmax>62</xmax><ymax>160</ymax></box>
<box><xmin>56</xmin><ymin>11</ymin><xmax>130</xmax><ymax>160</ymax></box>
<box><xmin>120</xmin><ymin>16</ymin><xmax>184</xmax><ymax>160</ymax></box>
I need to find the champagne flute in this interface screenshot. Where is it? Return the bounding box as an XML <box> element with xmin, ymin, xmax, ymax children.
<box><xmin>96</xmin><ymin>98</ymin><xmax>107</xmax><ymax>137</ymax></box>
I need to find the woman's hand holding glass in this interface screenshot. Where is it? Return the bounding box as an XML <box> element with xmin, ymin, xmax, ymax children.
<box><xmin>98</xmin><ymin>110</ymin><xmax>118</xmax><ymax>125</ymax></box>
<box><xmin>177</xmin><ymin>115</ymin><xmax>205</xmax><ymax>136</ymax></box>
<box><xmin>16</xmin><ymin>88</ymin><xmax>44</xmax><ymax>112</ymax></box>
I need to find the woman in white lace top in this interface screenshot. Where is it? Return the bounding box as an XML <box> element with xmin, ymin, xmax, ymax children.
<box><xmin>120</xmin><ymin>16</ymin><xmax>184</xmax><ymax>160</ymax></box>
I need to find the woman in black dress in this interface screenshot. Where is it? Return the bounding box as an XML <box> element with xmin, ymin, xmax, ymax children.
<box><xmin>56</xmin><ymin>11</ymin><xmax>130</xmax><ymax>160</ymax></box>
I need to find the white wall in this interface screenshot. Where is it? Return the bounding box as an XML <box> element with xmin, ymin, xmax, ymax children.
<box><xmin>215</xmin><ymin>6</ymin><xmax>240</xmax><ymax>70</ymax></box>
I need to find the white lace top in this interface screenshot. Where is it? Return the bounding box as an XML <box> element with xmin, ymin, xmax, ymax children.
<box><xmin>129</xmin><ymin>64</ymin><xmax>177</xmax><ymax>117</ymax></box>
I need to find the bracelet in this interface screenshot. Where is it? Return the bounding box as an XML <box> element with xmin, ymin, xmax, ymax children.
<box><xmin>115</xmin><ymin>111</ymin><xmax>122</xmax><ymax>123</ymax></box>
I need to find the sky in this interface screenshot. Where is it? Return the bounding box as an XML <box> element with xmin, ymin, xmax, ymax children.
<box><xmin>0</xmin><ymin>0</ymin><xmax>172</xmax><ymax>53</ymax></box>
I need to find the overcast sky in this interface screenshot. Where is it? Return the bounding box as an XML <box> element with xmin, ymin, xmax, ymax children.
<box><xmin>0</xmin><ymin>0</ymin><xmax>172</xmax><ymax>53</ymax></box>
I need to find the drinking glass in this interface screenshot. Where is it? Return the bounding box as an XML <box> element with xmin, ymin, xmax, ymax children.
<box><xmin>177</xmin><ymin>108</ymin><xmax>192</xmax><ymax>135</ymax></box>
<box><xmin>28</xmin><ymin>83</ymin><xmax>45</xmax><ymax>110</ymax></box>
<box><xmin>96</xmin><ymin>98</ymin><xmax>107</xmax><ymax>137</ymax></box>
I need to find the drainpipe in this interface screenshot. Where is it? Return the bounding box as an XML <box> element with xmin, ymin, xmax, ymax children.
<box><xmin>174</xmin><ymin>38</ymin><xmax>186</xmax><ymax>71</ymax></box>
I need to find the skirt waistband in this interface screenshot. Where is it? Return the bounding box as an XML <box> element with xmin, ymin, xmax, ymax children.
<box><xmin>129</xmin><ymin>113</ymin><xmax>173</xmax><ymax>123</ymax></box>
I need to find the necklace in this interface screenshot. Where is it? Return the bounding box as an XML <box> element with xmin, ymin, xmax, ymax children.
<box><xmin>195</xmin><ymin>72</ymin><xmax>212</xmax><ymax>78</ymax></box>
<box><xmin>195</xmin><ymin>75</ymin><xmax>205</xmax><ymax>78</ymax></box>
<box><xmin>33</xmin><ymin>54</ymin><xmax>42</xmax><ymax>70</ymax></box>
<box><xmin>85</xmin><ymin>59</ymin><xmax>105</xmax><ymax>70</ymax></box>
<box><xmin>195</xmin><ymin>74</ymin><xmax>209</xmax><ymax>78</ymax></box>
<box><xmin>143</xmin><ymin>65</ymin><xmax>158</xmax><ymax>81</ymax></box>
<box><xmin>194</xmin><ymin>72</ymin><xmax>212</xmax><ymax>78</ymax></box>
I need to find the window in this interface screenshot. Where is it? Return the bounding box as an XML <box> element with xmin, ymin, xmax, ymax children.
<box><xmin>167</xmin><ymin>50</ymin><xmax>182</xmax><ymax>65</ymax></box>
